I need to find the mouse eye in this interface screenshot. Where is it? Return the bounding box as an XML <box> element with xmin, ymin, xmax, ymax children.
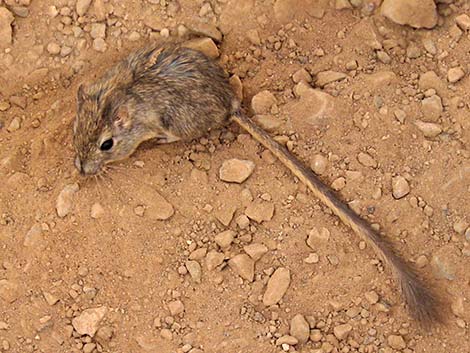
<box><xmin>100</xmin><ymin>139</ymin><xmax>114</xmax><ymax>151</ymax></box>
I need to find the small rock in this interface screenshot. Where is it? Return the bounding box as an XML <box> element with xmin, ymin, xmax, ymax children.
<box><xmin>128</xmin><ymin>31</ymin><xmax>141</xmax><ymax>42</ymax></box>
<box><xmin>448</xmin><ymin>67</ymin><xmax>465</xmax><ymax>83</ymax></box>
<box><xmin>0</xmin><ymin>101</ymin><xmax>10</xmax><ymax>111</ymax></box>
<box><xmin>422</xmin><ymin>38</ymin><xmax>437</xmax><ymax>55</ymax></box>
<box><xmin>290</xmin><ymin>314</ymin><xmax>309</xmax><ymax>343</ymax></box>
<box><xmin>83</xmin><ymin>343</ymin><xmax>96</xmax><ymax>353</ymax></box>
<box><xmin>167</xmin><ymin>300</ymin><xmax>185</xmax><ymax>316</ymax></box>
<box><xmin>219</xmin><ymin>159</ymin><xmax>255</xmax><ymax>183</ymax></box>
<box><xmin>414</xmin><ymin>120</ymin><xmax>442</xmax><ymax>138</ymax></box>
<box><xmin>419</xmin><ymin>71</ymin><xmax>445</xmax><ymax>94</ymax></box>
<box><xmin>333</xmin><ymin>324</ymin><xmax>353</xmax><ymax>340</ymax></box>
<box><xmin>72</xmin><ymin>306</ymin><xmax>107</xmax><ymax>337</ymax></box>
<box><xmin>252</xmin><ymin>115</ymin><xmax>282</xmax><ymax>132</ymax></box>
<box><xmin>96</xmin><ymin>326</ymin><xmax>113</xmax><ymax>344</ymax></box>
<box><xmin>0</xmin><ymin>8</ymin><xmax>14</xmax><ymax>47</ymax></box>
<box><xmin>246</xmin><ymin>29</ymin><xmax>261</xmax><ymax>45</ymax></box>
<box><xmin>335</xmin><ymin>0</ymin><xmax>352</xmax><ymax>10</ymax></box>
<box><xmin>357</xmin><ymin>152</ymin><xmax>377</xmax><ymax>168</ymax></box>
<box><xmin>186</xmin><ymin>22</ymin><xmax>222</xmax><ymax>42</ymax></box>
<box><xmin>315</xmin><ymin>71</ymin><xmax>347</xmax><ymax>87</ymax></box>
<box><xmin>292</xmin><ymin>68</ymin><xmax>312</xmax><ymax>83</ymax></box>
<box><xmin>365</xmin><ymin>290</ymin><xmax>379</xmax><ymax>304</ymax></box>
<box><xmin>310</xmin><ymin>154</ymin><xmax>328</xmax><ymax>175</ymax></box>
<box><xmin>451</xmin><ymin>297</ymin><xmax>465</xmax><ymax>317</ymax></box>
<box><xmin>189</xmin><ymin>248</ymin><xmax>207</xmax><ymax>260</ymax></box>
<box><xmin>453</xmin><ymin>219</ymin><xmax>468</xmax><ymax>235</ymax></box>
<box><xmin>183</xmin><ymin>37</ymin><xmax>219</xmax><ymax>58</ymax></box>
<box><xmin>251</xmin><ymin>90</ymin><xmax>277</xmax><ymax>114</ymax></box>
<box><xmin>24</xmin><ymin>223</ymin><xmax>45</xmax><ymax>249</ymax></box>
<box><xmin>387</xmin><ymin>334</ymin><xmax>406</xmax><ymax>350</ymax></box>
<box><xmin>161</xmin><ymin>328</ymin><xmax>173</xmax><ymax>340</ymax></box>
<box><xmin>244</xmin><ymin>243</ymin><xmax>268</xmax><ymax>261</ymax></box>
<box><xmin>331</xmin><ymin>177</ymin><xmax>346</xmax><ymax>191</ymax></box>
<box><xmin>276</xmin><ymin>335</ymin><xmax>298</xmax><ymax>346</ymax></box>
<box><xmin>140</xmin><ymin>189</ymin><xmax>174</xmax><ymax>221</ymax></box>
<box><xmin>7</xmin><ymin>116</ymin><xmax>21</xmax><ymax>132</ymax></box>
<box><xmin>392</xmin><ymin>176</ymin><xmax>410</xmax><ymax>199</ymax></box>
<box><xmin>76</xmin><ymin>0</ymin><xmax>92</xmax><ymax>16</ymax></box>
<box><xmin>263</xmin><ymin>267</ymin><xmax>291</xmax><ymax>306</ymax></box>
<box><xmin>43</xmin><ymin>292</ymin><xmax>59</xmax><ymax>306</ymax></box>
<box><xmin>421</xmin><ymin>95</ymin><xmax>442</xmax><ymax>121</ymax></box>
<box><xmin>93</xmin><ymin>38</ymin><xmax>107</xmax><ymax>52</ymax></box>
<box><xmin>206</xmin><ymin>251</ymin><xmax>225</xmax><ymax>270</ymax></box>
<box><xmin>185</xmin><ymin>261</ymin><xmax>202</xmax><ymax>283</ymax></box>
<box><xmin>91</xmin><ymin>203</ymin><xmax>104</xmax><ymax>219</ymax></box>
<box><xmin>229</xmin><ymin>75</ymin><xmax>243</xmax><ymax>101</ymax></box>
<box><xmin>304</xmin><ymin>253</ymin><xmax>319</xmax><ymax>264</ymax></box>
<box><xmin>377</xmin><ymin>50</ymin><xmax>391</xmax><ymax>64</ymax></box>
<box><xmin>228</xmin><ymin>254</ymin><xmax>255</xmax><ymax>282</ymax></box>
<box><xmin>456</xmin><ymin>14</ymin><xmax>470</xmax><ymax>31</ymax></box>
<box><xmin>380</xmin><ymin>0</ymin><xmax>437</xmax><ymax>29</ymax></box>
<box><xmin>90</xmin><ymin>23</ymin><xmax>106</xmax><ymax>39</ymax></box>
<box><xmin>0</xmin><ymin>280</ymin><xmax>19</xmax><ymax>303</ymax></box>
<box><xmin>214</xmin><ymin>230</ymin><xmax>235</xmax><ymax>248</ymax></box>
<box><xmin>245</xmin><ymin>201</ymin><xmax>274</xmax><ymax>223</ymax></box>
<box><xmin>56</xmin><ymin>183</ymin><xmax>79</xmax><ymax>218</ymax></box>
<box><xmin>306</xmin><ymin>227</ymin><xmax>330</xmax><ymax>249</ymax></box>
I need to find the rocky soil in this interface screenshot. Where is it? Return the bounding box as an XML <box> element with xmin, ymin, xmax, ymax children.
<box><xmin>0</xmin><ymin>0</ymin><xmax>469</xmax><ymax>353</ymax></box>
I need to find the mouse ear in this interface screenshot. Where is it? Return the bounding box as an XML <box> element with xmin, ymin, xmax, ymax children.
<box><xmin>77</xmin><ymin>84</ymin><xmax>87</xmax><ymax>106</ymax></box>
<box><xmin>114</xmin><ymin>105</ymin><xmax>132</xmax><ymax>130</ymax></box>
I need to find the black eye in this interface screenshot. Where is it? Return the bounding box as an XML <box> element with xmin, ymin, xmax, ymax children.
<box><xmin>100</xmin><ymin>139</ymin><xmax>114</xmax><ymax>151</ymax></box>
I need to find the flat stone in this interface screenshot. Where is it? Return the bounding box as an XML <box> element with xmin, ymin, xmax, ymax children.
<box><xmin>251</xmin><ymin>90</ymin><xmax>277</xmax><ymax>114</ymax></box>
<box><xmin>206</xmin><ymin>251</ymin><xmax>225</xmax><ymax>271</ymax></box>
<box><xmin>214</xmin><ymin>230</ymin><xmax>235</xmax><ymax>248</ymax></box>
<box><xmin>333</xmin><ymin>324</ymin><xmax>353</xmax><ymax>340</ymax></box>
<box><xmin>392</xmin><ymin>176</ymin><xmax>410</xmax><ymax>199</ymax></box>
<box><xmin>72</xmin><ymin>306</ymin><xmax>107</xmax><ymax>337</ymax></box>
<box><xmin>290</xmin><ymin>314</ymin><xmax>309</xmax><ymax>343</ymax></box>
<box><xmin>183</xmin><ymin>37</ymin><xmax>219</xmax><ymax>59</ymax></box>
<box><xmin>263</xmin><ymin>267</ymin><xmax>291</xmax><ymax>306</ymax></box>
<box><xmin>414</xmin><ymin>120</ymin><xmax>442</xmax><ymax>138</ymax></box>
<box><xmin>456</xmin><ymin>14</ymin><xmax>470</xmax><ymax>31</ymax></box>
<box><xmin>0</xmin><ymin>8</ymin><xmax>14</xmax><ymax>48</ymax></box>
<box><xmin>421</xmin><ymin>95</ymin><xmax>443</xmax><ymax>122</ymax></box>
<box><xmin>0</xmin><ymin>280</ymin><xmax>19</xmax><ymax>303</ymax></box>
<box><xmin>243</xmin><ymin>243</ymin><xmax>268</xmax><ymax>261</ymax></box>
<box><xmin>185</xmin><ymin>260</ymin><xmax>202</xmax><ymax>283</ymax></box>
<box><xmin>245</xmin><ymin>201</ymin><xmax>274</xmax><ymax>223</ymax></box>
<box><xmin>24</xmin><ymin>223</ymin><xmax>45</xmax><ymax>249</ymax></box>
<box><xmin>316</xmin><ymin>71</ymin><xmax>347</xmax><ymax>87</ymax></box>
<box><xmin>167</xmin><ymin>300</ymin><xmax>184</xmax><ymax>316</ymax></box>
<box><xmin>448</xmin><ymin>67</ymin><xmax>465</xmax><ymax>83</ymax></box>
<box><xmin>219</xmin><ymin>159</ymin><xmax>255</xmax><ymax>184</ymax></box>
<box><xmin>387</xmin><ymin>334</ymin><xmax>406</xmax><ymax>350</ymax></box>
<box><xmin>228</xmin><ymin>254</ymin><xmax>255</xmax><ymax>282</ymax></box>
<box><xmin>252</xmin><ymin>115</ymin><xmax>282</xmax><ymax>132</ymax></box>
<box><xmin>76</xmin><ymin>0</ymin><xmax>92</xmax><ymax>16</ymax></box>
<box><xmin>56</xmin><ymin>183</ymin><xmax>79</xmax><ymax>218</ymax></box>
<box><xmin>274</xmin><ymin>0</ymin><xmax>327</xmax><ymax>22</ymax></box>
<box><xmin>381</xmin><ymin>0</ymin><xmax>437</xmax><ymax>29</ymax></box>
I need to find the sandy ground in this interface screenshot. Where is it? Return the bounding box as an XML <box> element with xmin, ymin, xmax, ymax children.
<box><xmin>0</xmin><ymin>1</ymin><xmax>469</xmax><ymax>353</ymax></box>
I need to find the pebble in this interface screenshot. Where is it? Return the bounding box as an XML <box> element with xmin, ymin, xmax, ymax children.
<box><xmin>290</xmin><ymin>314</ymin><xmax>310</xmax><ymax>343</ymax></box>
<box><xmin>128</xmin><ymin>31</ymin><xmax>141</xmax><ymax>42</ymax></box>
<box><xmin>246</xmin><ymin>29</ymin><xmax>261</xmax><ymax>46</ymax></box>
<box><xmin>229</xmin><ymin>75</ymin><xmax>243</xmax><ymax>101</ymax></box>
<box><xmin>392</xmin><ymin>176</ymin><xmax>410</xmax><ymax>199</ymax></box>
<box><xmin>23</xmin><ymin>223</ymin><xmax>45</xmax><ymax>248</ymax></box>
<box><xmin>214</xmin><ymin>230</ymin><xmax>235</xmax><ymax>248</ymax></box>
<box><xmin>310</xmin><ymin>154</ymin><xmax>328</xmax><ymax>175</ymax></box>
<box><xmin>56</xmin><ymin>183</ymin><xmax>79</xmax><ymax>218</ymax></box>
<box><xmin>183</xmin><ymin>37</ymin><xmax>219</xmax><ymax>58</ymax></box>
<box><xmin>161</xmin><ymin>328</ymin><xmax>173</xmax><ymax>340</ymax></box>
<box><xmin>276</xmin><ymin>335</ymin><xmax>298</xmax><ymax>346</ymax></box>
<box><xmin>0</xmin><ymin>280</ymin><xmax>19</xmax><ymax>303</ymax></box>
<box><xmin>185</xmin><ymin>261</ymin><xmax>202</xmax><ymax>283</ymax></box>
<box><xmin>456</xmin><ymin>14</ymin><xmax>470</xmax><ymax>31</ymax></box>
<box><xmin>416</xmin><ymin>255</ymin><xmax>429</xmax><ymax>268</ymax></box>
<box><xmin>380</xmin><ymin>0</ymin><xmax>437</xmax><ymax>29</ymax></box>
<box><xmin>243</xmin><ymin>243</ymin><xmax>268</xmax><ymax>261</ymax></box>
<box><xmin>189</xmin><ymin>248</ymin><xmax>207</xmax><ymax>260</ymax></box>
<box><xmin>76</xmin><ymin>0</ymin><xmax>92</xmax><ymax>16</ymax></box>
<box><xmin>263</xmin><ymin>267</ymin><xmax>291</xmax><ymax>306</ymax></box>
<box><xmin>245</xmin><ymin>201</ymin><xmax>274</xmax><ymax>223</ymax></box>
<box><xmin>414</xmin><ymin>120</ymin><xmax>442</xmax><ymax>138</ymax></box>
<box><xmin>0</xmin><ymin>7</ymin><xmax>14</xmax><ymax>47</ymax></box>
<box><xmin>90</xmin><ymin>23</ymin><xmax>106</xmax><ymax>39</ymax></box>
<box><xmin>167</xmin><ymin>300</ymin><xmax>185</xmax><ymax>316</ymax></box>
<box><xmin>453</xmin><ymin>219</ymin><xmax>468</xmax><ymax>235</ymax></box>
<box><xmin>7</xmin><ymin>116</ymin><xmax>21</xmax><ymax>132</ymax></box>
<box><xmin>333</xmin><ymin>324</ymin><xmax>353</xmax><ymax>340</ymax></box>
<box><xmin>304</xmin><ymin>253</ymin><xmax>319</xmax><ymax>264</ymax></box>
<box><xmin>93</xmin><ymin>38</ymin><xmax>107</xmax><ymax>52</ymax></box>
<box><xmin>252</xmin><ymin>115</ymin><xmax>282</xmax><ymax>132</ymax></box>
<box><xmin>315</xmin><ymin>70</ymin><xmax>347</xmax><ymax>87</ymax></box>
<box><xmin>43</xmin><ymin>291</ymin><xmax>59</xmax><ymax>306</ymax></box>
<box><xmin>0</xmin><ymin>101</ymin><xmax>10</xmax><ymax>111</ymax></box>
<box><xmin>447</xmin><ymin>67</ymin><xmax>465</xmax><ymax>83</ymax></box>
<box><xmin>421</xmin><ymin>95</ymin><xmax>442</xmax><ymax>121</ymax></box>
<box><xmin>251</xmin><ymin>90</ymin><xmax>277</xmax><ymax>114</ymax></box>
<box><xmin>96</xmin><ymin>326</ymin><xmax>113</xmax><ymax>343</ymax></box>
<box><xmin>357</xmin><ymin>152</ymin><xmax>377</xmax><ymax>168</ymax></box>
<box><xmin>91</xmin><ymin>203</ymin><xmax>104</xmax><ymax>219</ymax></box>
<box><xmin>140</xmin><ymin>189</ymin><xmax>174</xmax><ymax>221</ymax></box>
<box><xmin>292</xmin><ymin>68</ymin><xmax>312</xmax><ymax>83</ymax></box>
<box><xmin>387</xmin><ymin>334</ymin><xmax>406</xmax><ymax>350</ymax></box>
<box><xmin>331</xmin><ymin>177</ymin><xmax>346</xmax><ymax>191</ymax></box>
<box><xmin>205</xmin><ymin>251</ymin><xmax>225</xmax><ymax>271</ymax></box>
<box><xmin>228</xmin><ymin>254</ymin><xmax>255</xmax><ymax>282</ymax></box>
<box><xmin>364</xmin><ymin>290</ymin><xmax>379</xmax><ymax>304</ymax></box>
<box><xmin>219</xmin><ymin>159</ymin><xmax>255</xmax><ymax>183</ymax></box>
<box><xmin>186</xmin><ymin>23</ymin><xmax>222</xmax><ymax>42</ymax></box>
<box><xmin>306</xmin><ymin>227</ymin><xmax>330</xmax><ymax>249</ymax></box>
<box><xmin>72</xmin><ymin>306</ymin><xmax>107</xmax><ymax>337</ymax></box>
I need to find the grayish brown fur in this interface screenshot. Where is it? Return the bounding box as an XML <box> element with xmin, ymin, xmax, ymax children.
<box><xmin>73</xmin><ymin>43</ymin><xmax>442</xmax><ymax>325</ymax></box>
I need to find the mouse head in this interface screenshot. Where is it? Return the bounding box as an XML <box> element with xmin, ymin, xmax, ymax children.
<box><xmin>73</xmin><ymin>84</ymin><xmax>141</xmax><ymax>176</ymax></box>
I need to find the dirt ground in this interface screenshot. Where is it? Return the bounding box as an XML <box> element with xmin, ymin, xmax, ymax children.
<box><xmin>0</xmin><ymin>0</ymin><xmax>469</xmax><ymax>352</ymax></box>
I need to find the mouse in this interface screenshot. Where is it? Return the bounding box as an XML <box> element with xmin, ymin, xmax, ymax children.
<box><xmin>73</xmin><ymin>42</ymin><xmax>441</xmax><ymax>325</ymax></box>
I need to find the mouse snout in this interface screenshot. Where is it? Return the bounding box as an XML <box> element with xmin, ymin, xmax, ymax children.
<box><xmin>74</xmin><ymin>156</ymin><xmax>101</xmax><ymax>176</ymax></box>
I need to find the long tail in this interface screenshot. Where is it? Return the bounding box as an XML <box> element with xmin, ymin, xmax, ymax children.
<box><xmin>232</xmin><ymin>112</ymin><xmax>442</xmax><ymax>324</ymax></box>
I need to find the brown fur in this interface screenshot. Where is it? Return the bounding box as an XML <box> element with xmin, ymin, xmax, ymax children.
<box><xmin>74</xmin><ymin>43</ymin><xmax>442</xmax><ymax>324</ymax></box>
